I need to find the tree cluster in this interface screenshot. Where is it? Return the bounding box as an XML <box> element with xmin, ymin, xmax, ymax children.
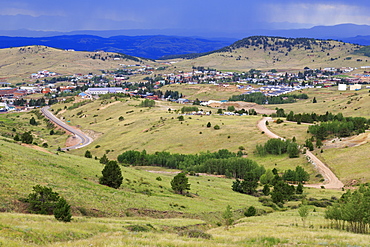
<box><xmin>256</xmin><ymin>138</ymin><xmax>300</xmax><ymax>158</ymax></box>
<box><xmin>117</xmin><ymin>149</ymin><xmax>262</xmax><ymax>179</ymax></box>
<box><xmin>325</xmin><ymin>186</ymin><xmax>370</xmax><ymax>234</ymax></box>
<box><xmin>229</xmin><ymin>92</ymin><xmax>300</xmax><ymax>105</ymax></box>
<box><xmin>139</xmin><ymin>99</ymin><xmax>155</xmax><ymax>107</ymax></box>
<box><xmin>23</xmin><ymin>185</ymin><xmax>72</xmax><ymax>222</ymax></box>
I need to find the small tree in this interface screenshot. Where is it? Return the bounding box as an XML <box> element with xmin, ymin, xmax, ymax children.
<box><xmin>99</xmin><ymin>160</ymin><xmax>123</xmax><ymax>189</ymax></box>
<box><xmin>100</xmin><ymin>154</ymin><xmax>109</xmax><ymax>164</ymax></box>
<box><xmin>177</xmin><ymin>116</ymin><xmax>184</xmax><ymax>121</ymax></box>
<box><xmin>227</xmin><ymin>105</ymin><xmax>235</xmax><ymax>112</ymax></box>
<box><xmin>296</xmin><ymin>182</ymin><xmax>304</xmax><ymax>194</ymax></box>
<box><xmin>118</xmin><ymin>116</ymin><xmax>124</xmax><ymax>121</ymax></box>
<box><xmin>14</xmin><ymin>134</ymin><xmax>20</xmax><ymax>141</ymax></box>
<box><xmin>54</xmin><ymin>197</ymin><xmax>72</xmax><ymax>222</ymax></box>
<box><xmin>26</xmin><ymin>185</ymin><xmax>60</xmax><ymax>214</ymax></box>
<box><xmin>170</xmin><ymin>173</ymin><xmax>190</xmax><ymax>195</ymax></box>
<box><xmin>84</xmin><ymin>150</ymin><xmax>92</xmax><ymax>158</ymax></box>
<box><xmin>244</xmin><ymin>206</ymin><xmax>256</xmax><ymax>217</ymax></box>
<box><xmin>21</xmin><ymin>131</ymin><xmax>33</xmax><ymax>144</ymax></box>
<box><xmin>206</xmin><ymin>122</ymin><xmax>211</xmax><ymax>128</ymax></box>
<box><xmin>312</xmin><ymin>97</ymin><xmax>317</xmax><ymax>103</ymax></box>
<box><xmin>223</xmin><ymin>205</ymin><xmax>234</xmax><ymax>229</ymax></box>
<box><xmin>30</xmin><ymin>117</ymin><xmax>38</xmax><ymax>126</ymax></box>
<box><xmin>298</xmin><ymin>205</ymin><xmax>310</xmax><ymax>227</ymax></box>
<box><xmin>262</xmin><ymin>184</ymin><xmax>270</xmax><ymax>196</ymax></box>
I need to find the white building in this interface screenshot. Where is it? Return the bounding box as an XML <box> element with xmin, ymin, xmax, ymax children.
<box><xmin>85</xmin><ymin>88</ymin><xmax>126</xmax><ymax>95</ymax></box>
<box><xmin>338</xmin><ymin>84</ymin><xmax>347</xmax><ymax>91</ymax></box>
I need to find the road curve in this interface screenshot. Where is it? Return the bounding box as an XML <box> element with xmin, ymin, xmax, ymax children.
<box><xmin>41</xmin><ymin>106</ymin><xmax>93</xmax><ymax>150</ymax></box>
<box><xmin>257</xmin><ymin>117</ymin><xmax>344</xmax><ymax>189</ymax></box>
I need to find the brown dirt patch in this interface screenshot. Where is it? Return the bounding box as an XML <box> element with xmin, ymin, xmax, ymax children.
<box><xmin>323</xmin><ymin>132</ymin><xmax>370</xmax><ymax>149</ymax></box>
<box><xmin>65</xmin><ymin>135</ymin><xmax>81</xmax><ymax>147</ymax></box>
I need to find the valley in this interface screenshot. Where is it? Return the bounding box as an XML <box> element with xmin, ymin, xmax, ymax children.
<box><xmin>1</xmin><ymin>36</ymin><xmax>370</xmax><ymax>246</ymax></box>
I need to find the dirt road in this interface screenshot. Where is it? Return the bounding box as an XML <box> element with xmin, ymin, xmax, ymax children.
<box><xmin>257</xmin><ymin>117</ymin><xmax>344</xmax><ymax>189</ymax></box>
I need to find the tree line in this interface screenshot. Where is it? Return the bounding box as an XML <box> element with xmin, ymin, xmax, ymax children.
<box><xmin>229</xmin><ymin>92</ymin><xmax>308</xmax><ymax>105</ymax></box>
<box><xmin>117</xmin><ymin>149</ymin><xmax>263</xmax><ymax>179</ymax></box>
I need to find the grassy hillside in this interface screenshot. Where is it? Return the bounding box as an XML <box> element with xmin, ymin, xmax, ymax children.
<box><xmin>171</xmin><ymin>37</ymin><xmax>370</xmax><ymax>71</ymax></box>
<box><xmin>4</xmin><ymin>207</ymin><xmax>370</xmax><ymax>246</ymax></box>
<box><xmin>0</xmin><ymin>45</ymin><xmax>154</xmax><ymax>83</ymax></box>
<box><xmin>0</xmin><ymin>139</ymin><xmax>358</xmax><ymax>247</ymax></box>
<box><xmin>52</xmin><ymin>97</ymin><xmax>319</xmax><ymax>175</ymax></box>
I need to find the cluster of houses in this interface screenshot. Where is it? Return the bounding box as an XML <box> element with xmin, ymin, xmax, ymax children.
<box><xmin>30</xmin><ymin>70</ymin><xmax>58</xmax><ymax>79</ymax></box>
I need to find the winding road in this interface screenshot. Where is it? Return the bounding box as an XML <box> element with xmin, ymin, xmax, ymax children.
<box><xmin>257</xmin><ymin>117</ymin><xmax>344</xmax><ymax>189</ymax></box>
<box><xmin>41</xmin><ymin>106</ymin><xmax>93</xmax><ymax>151</ymax></box>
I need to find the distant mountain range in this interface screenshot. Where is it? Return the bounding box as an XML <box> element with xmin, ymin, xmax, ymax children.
<box><xmin>0</xmin><ymin>35</ymin><xmax>234</xmax><ymax>60</ymax></box>
<box><xmin>0</xmin><ymin>24</ymin><xmax>370</xmax><ymax>59</ymax></box>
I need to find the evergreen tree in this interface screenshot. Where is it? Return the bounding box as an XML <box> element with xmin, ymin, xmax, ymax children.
<box><xmin>313</xmin><ymin>97</ymin><xmax>317</xmax><ymax>103</ymax></box>
<box><xmin>99</xmin><ymin>161</ymin><xmax>123</xmax><ymax>189</ymax></box>
<box><xmin>100</xmin><ymin>154</ymin><xmax>109</xmax><ymax>164</ymax></box>
<box><xmin>85</xmin><ymin>150</ymin><xmax>92</xmax><ymax>158</ymax></box>
<box><xmin>26</xmin><ymin>185</ymin><xmax>60</xmax><ymax>214</ymax></box>
<box><xmin>21</xmin><ymin>131</ymin><xmax>33</xmax><ymax>144</ymax></box>
<box><xmin>14</xmin><ymin>134</ymin><xmax>20</xmax><ymax>141</ymax></box>
<box><xmin>30</xmin><ymin>117</ymin><xmax>37</xmax><ymax>126</ymax></box>
<box><xmin>170</xmin><ymin>173</ymin><xmax>190</xmax><ymax>195</ymax></box>
<box><xmin>244</xmin><ymin>206</ymin><xmax>256</xmax><ymax>217</ymax></box>
<box><xmin>223</xmin><ymin>205</ymin><xmax>234</xmax><ymax>229</ymax></box>
<box><xmin>206</xmin><ymin>122</ymin><xmax>211</xmax><ymax>128</ymax></box>
<box><xmin>296</xmin><ymin>182</ymin><xmax>304</xmax><ymax>194</ymax></box>
<box><xmin>54</xmin><ymin>197</ymin><xmax>72</xmax><ymax>222</ymax></box>
<box><xmin>262</xmin><ymin>184</ymin><xmax>270</xmax><ymax>196</ymax></box>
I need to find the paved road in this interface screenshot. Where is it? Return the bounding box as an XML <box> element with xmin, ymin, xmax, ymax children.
<box><xmin>41</xmin><ymin>106</ymin><xmax>93</xmax><ymax>150</ymax></box>
<box><xmin>257</xmin><ymin>117</ymin><xmax>344</xmax><ymax>189</ymax></box>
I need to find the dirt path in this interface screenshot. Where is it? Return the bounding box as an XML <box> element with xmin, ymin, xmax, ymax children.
<box><xmin>257</xmin><ymin>117</ymin><xmax>344</xmax><ymax>190</ymax></box>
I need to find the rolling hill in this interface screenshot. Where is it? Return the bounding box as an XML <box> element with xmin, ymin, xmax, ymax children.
<box><xmin>171</xmin><ymin>36</ymin><xmax>370</xmax><ymax>71</ymax></box>
<box><xmin>0</xmin><ymin>45</ymin><xmax>153</xmax><ymax>83</ymax></box>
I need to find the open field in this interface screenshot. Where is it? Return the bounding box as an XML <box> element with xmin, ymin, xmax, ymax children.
<box><xmin>265</xmin><ymin>87</ymin><xmax>370</xmax><ymax>118</ymax></box>
<box><xmin>160</xmin><ymin>84</ymin><xmax>247</xmax><ymax>101</ymax></box>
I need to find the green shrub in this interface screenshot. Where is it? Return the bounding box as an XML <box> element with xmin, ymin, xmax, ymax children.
<box><xmin>178</xmin><ymin>229</ymin><xmax>212</xmax><ymax>239</ymax></box>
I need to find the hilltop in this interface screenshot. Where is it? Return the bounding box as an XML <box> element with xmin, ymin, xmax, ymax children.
<box><xmin>0</xmin><ymin>45</ymin><xmax>154</xmax><ymax>83</ymax></box>
<box><xmin>171</xmin><ymin>36</ymin><xmax>370</xmax><ymax>71</ymax></box>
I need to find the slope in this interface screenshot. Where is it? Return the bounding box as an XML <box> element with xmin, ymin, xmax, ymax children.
<box><xmin>0</xmin><ymin>45</ymin><xmax>152</xmax><ymax>83</ymax></box>
<box><xmin>172</xmin><ymin>36</ymin><xmax>370</xmax><ymax>71</ymax></box>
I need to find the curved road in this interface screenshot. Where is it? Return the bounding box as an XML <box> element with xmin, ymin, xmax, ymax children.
<box><xmin>257</xmin><ymin>117</ymin><xmax>344</xmax><ymax>189</ymax></box>
<box><xmin>41</xmin><ymin>106</ymin><xmax>93</xmax><ymax>151</ymax></box>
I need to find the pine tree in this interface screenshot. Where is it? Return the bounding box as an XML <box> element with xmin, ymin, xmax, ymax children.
<box><xmin>84</xmin><ymin>150</ymin><xmax>92</xmax><ymax>158</ymax></box>
<box><xmin>54</xmin><ymin>197</ymin><xmax>72</xmax><ymax>222</ymax></box>
<box><xmin>100</xmin><ymin>154</ymin><xmax>109</xmax><ymax>164</ymax></box>
<box><xmin>99</xmin><ymin>161</ymin><xmax>123</xmax><ymax>189</ymax></box>
<box><xmin>223</xmin><ymin>205</ymin><xmax>234</xmax><ymax>229</ymax></box>
<box><xmin>170</xmin><ymin>173</ymin><xmax>190</xmax><ymax>195</ymax></box>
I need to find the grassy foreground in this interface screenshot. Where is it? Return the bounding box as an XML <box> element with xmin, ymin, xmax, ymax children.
<box><xmin>2</xmin><ymin>207</ymin><xmax>370</xmax><ymax>246</ymax></box>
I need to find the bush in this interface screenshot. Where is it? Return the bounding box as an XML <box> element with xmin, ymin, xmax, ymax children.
<box><xmin>54</xmin><ymin>197</ymin><xmax>72</xmax><ymax>222</ymax></box>
<box><xmin>244</xmin><ymin>206</ymin><xmax>256</xmax><ymax>217</ymax></box>
<box><xmin>126</xmin><ymin>224</ymin><xmax>152</xmax><ymax>232</ymax></box>
<box><xmin>25</xmin><ymin>185</ymin><xmax>60</xmax><ymax>214</ymax></box>
<box><xmin>214</xmin><ymin>125</ymin><xmax>220</xmax><ymax>130</ymax></box>
<box><xmin>178</xmin><ymin>229</ymin><xmax>212</xmax><ymax>239</ymax></box>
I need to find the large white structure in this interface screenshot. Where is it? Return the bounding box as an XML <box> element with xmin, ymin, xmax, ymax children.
<box><xmin>338</xmin><ymin>84</ymin><xmax>347</xmax><ymax>91</ymax></box>
<box><xmin>85</xmin><ymin>88</ymin><xmax>125</xmax><ymax>95</ymax></box>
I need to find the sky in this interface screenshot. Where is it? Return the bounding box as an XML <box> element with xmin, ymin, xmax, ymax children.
<box><xmin>1</xmin><ymin>0</ymin><xmax>370</xmax><ymax>36</ymax></box>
